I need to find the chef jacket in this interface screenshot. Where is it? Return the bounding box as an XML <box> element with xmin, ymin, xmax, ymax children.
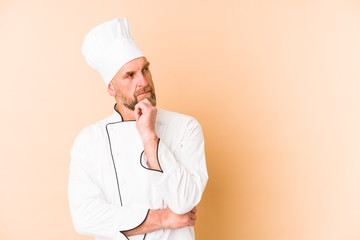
<box><xmin>68</xmin><ymin>107</ymin><xmax>208</xmax><ymax>240</ymax></box>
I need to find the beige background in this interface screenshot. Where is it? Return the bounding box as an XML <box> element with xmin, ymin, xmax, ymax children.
<box><xmin>1</xmin><ymin>0</ymin><xmax>360</xmax><ymax>239</ymax></box>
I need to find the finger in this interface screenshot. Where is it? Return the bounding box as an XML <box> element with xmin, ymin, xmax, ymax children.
<box><xmin>190</xmin><ymin>213</ymin><xmax>197</xmax><ymax>221</ymax></box>
<box><xmin>135</xmin><ymin>100</ymin><xmax>149</xmax><ymax>112</ymax></box>
<box><xmin>189</xmin><ymin>218</ymin><xmax>196</xmax><ymax>226</ymax></box>
<box><xmin>134</xmin><ymin>105</ymin><xmax>142</xmax><ymax>120</ymax></box>
<box><xmin>136</xmin><ymin>101</ymin><xmax>156</xmax><ymax>116</ymax></box>
<box><xmin>182</xmin><ymin>215</ymin><xmax>194</xmax><ymax>227</ymax></box>
<box><xmin>135</xmin><ymin>101</ymin><xmax>149</xmax><ymax>113</ymax></box>
<box><xmin>137</xmin><ymin>98</ymin><xmax>151</xmax><ymax>107</ymax></box>
<box><xmin>191</xmin><ymin>207</ymin><xmax>197</xmax><ymax>214</ymax></box>
<box><xmin>139</xmin><ymin>97</ymin><xmax>151</xmax><ymax>104</ymax></box>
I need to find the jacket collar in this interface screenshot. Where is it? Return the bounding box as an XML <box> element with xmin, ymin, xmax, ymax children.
<box><xmin>107</xmin><ymin>104</ymin><xmax>124</xmax><ymax>123</ymax></box>
<box><xmin>108</xmin><ymin>103</ymin><xmax>162</xmax><ymax>123</ymax></box>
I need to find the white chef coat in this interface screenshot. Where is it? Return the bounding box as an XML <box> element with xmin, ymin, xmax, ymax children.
<box><xmin>68</xmin><ymin>107</ymin><xmax>208</xmax><ymax>240</ymax></box>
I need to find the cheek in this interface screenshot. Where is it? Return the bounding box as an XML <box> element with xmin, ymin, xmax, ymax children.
<box><xmin>117</xmin><ymin>82</ymin><xmax>133</xmax><ymax>94</ymax></box>
<box><xmin>147</xmin><ymin>75</ymin><xmax>154</xmax><ymax>87</ymax></box>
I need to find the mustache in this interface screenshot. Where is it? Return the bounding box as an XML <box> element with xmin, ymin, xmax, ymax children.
<box><xmin>134</xmin><ymin>86</ymin><xmax>154</xmax><ymax>97</ymax></box>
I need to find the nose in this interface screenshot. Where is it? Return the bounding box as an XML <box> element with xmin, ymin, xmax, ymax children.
<box><xmin>136</xmin><ymin>72</ymin><xmax>148</xmax><ymax>87</ymax></box>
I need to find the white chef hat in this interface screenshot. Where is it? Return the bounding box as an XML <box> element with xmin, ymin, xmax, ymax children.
<box><xmin>81</xmin><ymin>17</ymin><xmax>144</xmax><ymax>86</ymax></box>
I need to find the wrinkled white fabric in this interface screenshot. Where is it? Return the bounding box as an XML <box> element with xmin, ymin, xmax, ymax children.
<box><xmin>68</xmin><ymin>108</ymin><xmax>208</xmax><ymax>240</ymax></box>
<box><xmin>81</xmin><ymin>18</ymin><xmax>144</xmax><ymax>86</ymax></box>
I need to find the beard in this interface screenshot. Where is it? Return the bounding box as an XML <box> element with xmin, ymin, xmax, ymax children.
<box><xmin>116</xmin><ymin>85</ymin><xmax>157</xmax><ymax>111</ymax></box>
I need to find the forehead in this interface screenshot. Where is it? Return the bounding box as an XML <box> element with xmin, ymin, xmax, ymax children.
<box><xmin>119</xmin><ymin>57</ymin><xmax>148</xmax><ymax>73</ymax></box>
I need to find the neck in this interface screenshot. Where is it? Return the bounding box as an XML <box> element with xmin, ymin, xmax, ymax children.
<box><xmin>115</xmin><ymin>102</ymin><xmax>135</xmax><ymax>121</ymax></box>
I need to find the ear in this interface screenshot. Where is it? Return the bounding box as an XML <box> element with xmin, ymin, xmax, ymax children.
<box><xmin>107</xmin><ymin>81</ymin><xmax>116</xmax><ymax>97</ymax></box>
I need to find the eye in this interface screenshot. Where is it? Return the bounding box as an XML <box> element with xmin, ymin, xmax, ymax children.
<box><xmin>126</xmin><ymin>73</ymin><xmax>134</xmax><ymax>78</ymax></box>
<box><xmin>142</xmin><ymin>66</ymin><xmax>149</xmax><ymax>73</ymax></box>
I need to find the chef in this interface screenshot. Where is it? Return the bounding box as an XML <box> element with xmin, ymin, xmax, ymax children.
<box><xmin>68</xmin><ymin>17</ymin><xmax>208</xmax><ymax>240</ymax></box>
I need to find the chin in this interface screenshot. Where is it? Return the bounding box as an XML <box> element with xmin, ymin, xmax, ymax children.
<box><xmin>137</xmin><ymin>96</ymin><xmax>147</xmax><ymax>102</ymax></box>
<box><xmin>136</xmin><ymin>93</ymin><xmax>157</xmax><ymax>107</ymax></box>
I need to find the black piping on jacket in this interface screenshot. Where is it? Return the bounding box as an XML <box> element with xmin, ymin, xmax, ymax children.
<box><xmin>106</xmin><ymin>105</ymin><xmax>149</xmax><ymax>239</ymax></box>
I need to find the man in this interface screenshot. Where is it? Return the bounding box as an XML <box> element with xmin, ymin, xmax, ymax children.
<box><xmin>68</xmin><ymin>18</ymin><xmax>208</xmax><ymax>240</ymax></box>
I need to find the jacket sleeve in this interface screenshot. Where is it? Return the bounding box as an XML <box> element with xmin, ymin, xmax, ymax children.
<box><xmin>154</xmin><ymin>118</ymin><xmax>208</xmax><ymax>214</ymax></box>
<box><xmin>68</xmin><ymin>128</ymin><xmax>149</xmax><ymax>240</ymax></box>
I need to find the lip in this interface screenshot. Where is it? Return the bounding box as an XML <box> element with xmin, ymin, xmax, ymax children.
<box><xmin>137</xmin><ymin>91</ymin><xmax>150</xmax><ymax>99</ymax></box>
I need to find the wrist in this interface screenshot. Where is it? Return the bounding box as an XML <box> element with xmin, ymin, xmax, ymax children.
<box><xmin>149</xmin><ymin>209</ymin><xmax>168</xmax><ymax>230</ymax></box>
<box><xmin>140</xmin><ymin>131</ymin><xmax>158</xmax><ymax>144</ymax></box>
<box><xmin>158</xmin><ymin>208</ymin><xmax>170</xmax><ymax>229</ymax></box>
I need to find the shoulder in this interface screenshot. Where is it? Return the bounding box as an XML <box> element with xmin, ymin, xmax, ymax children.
<box><xmin>71</xmin><ymin>113</ymin><xmax>116</xmax><ymax>151</ymax></box>
<box><xmin>157</xmin><ymin>108</ymin><xmax>198</xmax><ymax>125</ymax></box>
<box><xmin>156</xmin><ymin>108</ymin><xmax>203</xmax><ymax>137</ymax></box>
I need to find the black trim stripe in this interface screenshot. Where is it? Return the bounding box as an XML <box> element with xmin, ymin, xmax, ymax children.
<box><xmin>109</xmin><ymin>104</ymin><xmax>152</xmax><ymax>239</ymax></box>
<box><xmin>156</xmin><ymin>138</ymin><xmax>163</xmax><ymax>172</ymax></box>
<box><xmin>139</xmin><ymin>138</ymin><xmax>163</xmax><ymax>173</ymax></box>
<box><xmin>114</xmin><ymin>103</ymin><xmax>123</xmax><ymax>121</ymax></box>
<box><xmin>106</xmin><ymin>104</ymin><xmax>138</xmax><ymax>205</ymax></box>
<box><xmin>106</xmin><ymin>122</ymin><xmax>123</xmax><ymax>206</ymax></box>
<box><xmin>113</xmin><ymin>103</ymin><xmax>136</xmax><ymax>122</ymax></box>
<box><xmin>120</xmin><ymin>209</ymin><xmax>150</xmax><ymax>239</ymax></box>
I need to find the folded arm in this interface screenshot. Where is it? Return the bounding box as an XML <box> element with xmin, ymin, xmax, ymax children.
<box><xmin>69</xmin><ymin>129</ymin><xmax>197</xmax><ymax>239</ymax></box>
<box><xmin>135</xmin><ymin>100</ymin><xmax>208</xmax><ymax>215</ymax></box>
<box><xmin>122</xmin><ymin>207</ymin><xmax>197</xmax><ymax>237</ymax></box>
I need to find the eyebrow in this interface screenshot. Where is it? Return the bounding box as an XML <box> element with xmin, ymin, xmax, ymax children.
<box><xmin>122</xmin><ymin>61</ymin><xmax>150</xmax><ymax>78</ymax></box>
<box><xmin>143</xmin><ymin>61</ymin><xmax>150</xmax><ymax>69</ymax></box>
